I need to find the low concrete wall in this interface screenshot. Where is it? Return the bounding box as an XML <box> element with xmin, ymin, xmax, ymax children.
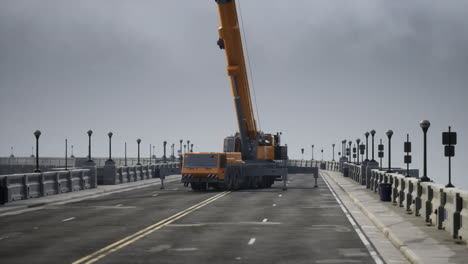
<box><xmin>0</xmin><ymin>157</ymin><xmax>179</xmax><ymax>176</ymax></box>
<box><xmin>98</xmin><ymin>162</ymin><xmax>181</xmax><ymax>185</ymax></box>
<box><xmin>0</xmin><ymin>167</ymin><xmax>97</xmax><ymax>204</ymax></box>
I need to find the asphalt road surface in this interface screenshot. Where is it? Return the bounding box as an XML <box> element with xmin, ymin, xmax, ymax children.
<box><xmin>0</xmin><ymin>174</ymin><xmax>379</xmax><ymax>264</ymax></box>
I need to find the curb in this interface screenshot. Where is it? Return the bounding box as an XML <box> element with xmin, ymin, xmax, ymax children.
<box><xmin>323</xmin><ymin>171</ymin><xmax>422</xmax><ymax>264</ymax></box>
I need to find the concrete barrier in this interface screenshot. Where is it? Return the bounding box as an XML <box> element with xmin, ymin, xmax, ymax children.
<box><xmin>98</xmin><ymin>162</ymin><xmax>181</xmax><ymax>185</ymax></box>
<box><xmin>442</xmin><ymin>188</ymin><xmax>461</xmax><ymax>237</ymax></box>
<box><xmin>0</xmin><ymin>169</ymin><xmax>94</xmax><ymax>204</ymax></box>
<box><xmin>459</xmin><ymin>191</ymin><xmax>468</xmax><ymax>243</ymax></box>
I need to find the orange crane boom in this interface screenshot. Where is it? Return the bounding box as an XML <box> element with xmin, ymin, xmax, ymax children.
<box><xmin>216</xmin><ymin>0</ymin><xmax>258</xmax><ymax>141</ymax></box>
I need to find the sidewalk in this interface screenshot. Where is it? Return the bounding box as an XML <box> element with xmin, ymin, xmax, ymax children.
<box><xmin>0</xmin><ymin>175</ymin><xmax>180</xmax><ymax>217</ymax></box>
<box><xmin>321</xmin><ymin>170</ymin><xmax>468</xmax><ymax>264</ymax></box>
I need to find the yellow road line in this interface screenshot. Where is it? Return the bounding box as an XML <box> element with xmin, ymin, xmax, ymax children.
<box><xmin>72</xmin><ymin>191</ymin><xmax>230</xmax><ymax>264</ymax></box>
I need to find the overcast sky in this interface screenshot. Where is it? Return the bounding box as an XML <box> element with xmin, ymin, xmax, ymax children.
<box><xmin>1</xmin><ymin>0</ymin><xmax>467</xmax><ymax>188</ymax></box>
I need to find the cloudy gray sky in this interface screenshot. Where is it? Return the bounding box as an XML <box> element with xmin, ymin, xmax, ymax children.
<box><xmin>1</xmin><ymin>0</ymin><xmax>467</xmax><ymax>188</ymax></box>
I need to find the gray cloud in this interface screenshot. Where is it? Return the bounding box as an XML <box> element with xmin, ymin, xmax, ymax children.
<box><xmin>1</xmin><ymin>0</ymin><xmax>467</xmax><ymax>188</ymax></box>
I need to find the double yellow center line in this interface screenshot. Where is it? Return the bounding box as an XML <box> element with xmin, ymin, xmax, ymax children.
<box><xmin>72</xmin><ymin>191</ymin><xmax>230</xmax><ymax>264</ymax></box>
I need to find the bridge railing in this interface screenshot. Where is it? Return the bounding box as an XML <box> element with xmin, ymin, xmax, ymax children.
<box><xmin>320</xmin><ymin>160</ymin><xmax>468</xmax><ymax>245</ymax></box>
<box><xmin>0</xmin><ymin>168</ymin><xmax>97</xmax><ymax>204</ymax></box>
<box><xmin>98</xmin><ymin>162</ymin><xmax>181</xmax><ymax>185</ymax></box>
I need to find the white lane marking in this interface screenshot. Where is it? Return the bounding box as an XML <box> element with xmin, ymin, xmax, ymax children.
<box><xmin>248</xmin><ymin>238</ymin><xmax>256</xmax><ymax>245</ymax></box>
<box><xmin>62</xmin><ymin>217</ymin><xmax>76</xmax><ymax>222</ymax></box>
<box><xmin>262</xmin><ymin>218</ymin><xmax>268</xmax><ymax>223</ymax></box>
<box><xmin>115</xmin><ymin>204</ymin><xmax>123</xmax><ymax>207</ymax></box>
<box><xmin>272</xmin><ymin>204</ymin><xmax>276</xmax><ymax>207</ymax></box>
<box><xmin>0</xmin><ymin>235</ymin><xmax>9</xmax><ymax>241</ymax></box>
<box><xmin>172</xmin><ymin>188</ymin><xmax>178</xmax><ymax>191</ymax></box>
<box><xmin>278</xmin><ymin>194</ymin><xmax>282</xmax><ymax>197</ymax></box>
<box><xmin>321</xmin><ymin>172</ymin><xmax>384</xmax><ymax>264</ymax></box>
<box><xmin>152</xmin><ymin>194</ymin><xmax>159</xmax><ymax>197</ymax></box>
<box><xmin>170</xmin><ymin>248</ymin><xmax>198</xmax><ymax>252</ymax></box>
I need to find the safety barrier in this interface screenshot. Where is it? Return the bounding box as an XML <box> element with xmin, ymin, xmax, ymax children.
<box><xmin>98</xmin><ymin>162</ymin><xmax>181</xmax><ymax>185</ymax></box>
<box><xmin>0</xmin><ymin>168</ymin><xmax>96</xmax><ymax>204</ymax></box>
<box><xmin>320</xmin><ymin>160</ymin><xmax>468</xmax><ymax>245</ymax></box>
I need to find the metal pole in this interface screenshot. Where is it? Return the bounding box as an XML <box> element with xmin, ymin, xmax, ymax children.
<box><xmin>379</xmin><ymin>139</ymin><xmax>383</xmax><ymax>171</ymax></box>
<box><xmin>65</xmin><ymin>139</ymin><xmax>68</xmax><ymax>170</ymax></box>
<box><xmin>332</xmin><ymin>144</ymin><xmax>335</xmax><ymax>161</ymax></box>
<box><xmin>356</xmin><ymin>139</ymin><xmax>361</xmax><ymax>164</ymax></box>
<box><xmin>179</xmin><ymin>140</ymin><xmax>183</xmax><ymax>159</ymax></box>
<box><xmin>406</xmin><ymin>134</ymin><xmax>410</xmax><ymax>177</ymax></box>
<box><xmin>108</xmin><ymin>132</ymin><xmax>113</xmax><ymax>161</ymax></box>
<box><xmin>447</xmin><ymin>126</ymin><xmax>454</xmax><ymax>188</ymax></box>
<box><xmin>124</xmin><ymin>142</ymin><xmax>127</xmax><ymax>166</ymax></box>
<box><xmin>365</xmin><ymin>132</ymin><xmax>369</xmax><ymax>161</ymax></box>
<box><xmin>420</xmin><ymin>120</ymin><xmax>431</xmax><ymax>182</ymax></box>
<box><xmin>87</xmin><ymin>130</ymin><xmax>93</xmax><ymax>162</ymax></box>
<box><xmin>386</xmin><ymin>130</ymin><xmax>393</xmax><ymax>173</ymax></box>
<box><xmin>137</xmin><ymin>139</ymin><xmax>141</xmax><ymax>165</ymax></box>
<box><xmin>34</xmin><ymin>130</ymin><xmax>41</xmax><ymax>172</ymax></box>
<box><xmin>371</xmin><ymin>130</ymin><xmax>376</xmax><ymax>162</ymax></box>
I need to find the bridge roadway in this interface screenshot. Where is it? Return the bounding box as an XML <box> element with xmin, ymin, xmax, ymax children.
<box><xmin>0</xmin><ymin>174</ymin><xmax>381</xmax><ymax>264</ymax></box>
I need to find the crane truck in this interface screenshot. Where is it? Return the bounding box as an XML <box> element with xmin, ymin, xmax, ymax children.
<box><xmin>181</xmin><ymin>0</ymin><xmax>288</xmax><ymax>191</ymax></box>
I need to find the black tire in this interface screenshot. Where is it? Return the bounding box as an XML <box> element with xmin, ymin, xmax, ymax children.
<box><xmin>191</xmin><ymin>182</ymin><xmax>200</xmax><ymax>191</ymax></box>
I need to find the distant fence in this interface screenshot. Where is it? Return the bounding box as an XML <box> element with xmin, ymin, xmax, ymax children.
<box><xmin>280</xmin><ymin>160</ymin><xmax>338</xmax><ymax>171</ymax></box>
<box><xmin>0</xmin><ymin>157</ymin><xmax>178</xmax><ymax>176</ymax></box>
<box><xmin>98</xmin><ymin>162</ymin><xmax>181</xmax><ymax>185</ymax></box>
<box><xmin>324</xmin><ymin>160</ymin><xmax>468</xmax><ymax>246</ymax></box>
<box><xmin>0</xmin><ymin>168</ymin><xmax>97</xmax><ymax>204</ymax></box>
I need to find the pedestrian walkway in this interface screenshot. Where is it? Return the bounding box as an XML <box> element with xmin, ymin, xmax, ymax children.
<box><xmin>322</xmin><ymin>170</ymin><xmax>468</xmax><ymax>264</ymax></box>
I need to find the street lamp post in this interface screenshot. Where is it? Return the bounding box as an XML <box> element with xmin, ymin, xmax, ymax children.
<box><xmin>34</xmin><ymin>130</ymin><xmax>41</xmax><ymax>172</ymax></box>
<box><xmin>107</xmin><ymin>132</ymin><xmax>113</xmax><ymax>162</ymax></box>
<box><xmin>370</xmin><ymin>130</ymin><xmax>376</xmax><ymax>162</ymax></box>
<box><xmin>149</xmin><ymin>144</ymin><xmax>152</xmax><ymax>164</ymax></box>
<box><xmin>163</xmin><ymin>141</ymin><xmax>167</xmax><ymax>162</ymax></box>
<box><xmin>360</xmin><ymin>144</ymin><xmax>365</xmax><ymax>163</ymax></box>
<box><xmin>179</xmin><ymin>140</ymin><xmax>183</xmax><ymax>159</ymax></box>
<box><xmin>65</xmin><ymin>139</ymin><xmax>68</xmax><ymax>170</ymax></box>
<box><xmin>386</xmin><ymin>130</ymin><xmax>394</xmax><ymax>173</ymax></box>
<box><xmin>311</xmin><ymin>145</ymin><xmax>314</xmax><ymax>160</ymax></box>
<box><xmin>364</xmin><ymin>132</ymin><xmax>370</xmax><ymax>162</ymax></box>
<box><xmin>171</xmin><ymin>143</ymin><xmax>175</xmax><ymax>160</ymax></box>
<box><xmin>124</xmin><ymin>142</ymin><xmax>127</xmax><ymax>166</ymax></box>
<box><xmin>420</xmin><ymin>120</ymin><xmax>431</xmax><ymax>182</ymax></box>
<box><xmin>356</xmin><ymin>139</ymin><xmax>361</xmax><ymax>164</ymax></box>
<box><xmin>87</xmin><ymin>130</ymin><xmax>93</xmax><ymax>162</ymax></box>
<box><xmin>137</xmin><ymin>139</ymin><xmax>142</xmax><ymax>165</ymax></box>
